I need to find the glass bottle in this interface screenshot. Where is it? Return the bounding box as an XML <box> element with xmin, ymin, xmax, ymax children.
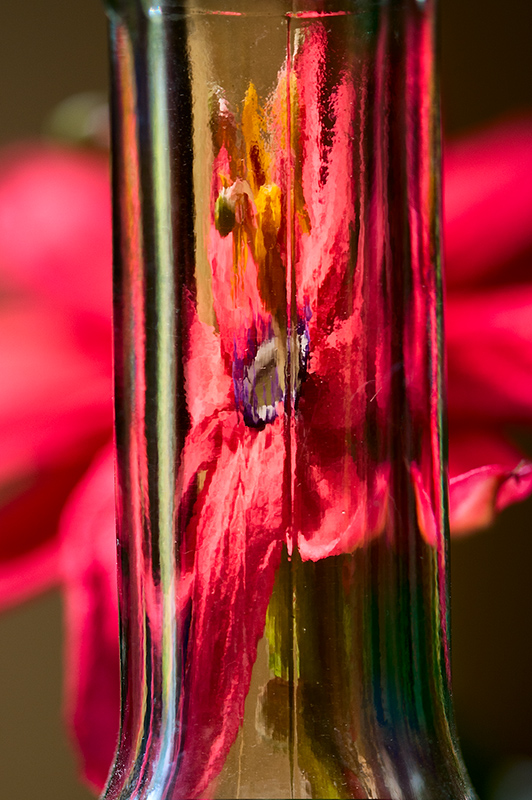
<box><xmin>103</xmin><ymin>0</ymin><xmax>477</xmax><ymax>797</ymax></box>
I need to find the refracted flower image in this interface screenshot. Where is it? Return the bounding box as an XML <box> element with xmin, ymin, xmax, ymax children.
<box><xmin>162</xmin><ymin>38</ymin><xmax>395</xmax><ymax>794</ymax></box>
<box><xmin>1</xmin><ymin>24</ymin><xmax>532</xmax><ymax>800</ymax></box>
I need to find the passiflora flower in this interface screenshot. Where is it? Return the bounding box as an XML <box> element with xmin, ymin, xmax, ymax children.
<box><xmin>151</xmin><ymin>44</ymin><xmax>391</xmax><ymax>792</ymax></box>
<box><xmin>0</xmin><ymin>98</ymin><xmax>531</xmax><ymax>795</ymax></box>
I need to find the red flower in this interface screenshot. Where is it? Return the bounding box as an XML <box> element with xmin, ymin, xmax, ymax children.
<box><xmin>0</xmin><ymin>114</ymin><xmax>531</xmax><ymax>793</ymax></box>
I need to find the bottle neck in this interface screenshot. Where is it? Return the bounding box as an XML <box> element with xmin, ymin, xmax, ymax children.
<box><xmin>104</xmin><ymin>1</ymin><xmax>475</xmax><ymax>797</ymax></box>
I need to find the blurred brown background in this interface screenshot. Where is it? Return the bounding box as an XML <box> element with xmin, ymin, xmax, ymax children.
<box><xmin>0</xmin><ymin>1</ymin><xmax>531</xmax><ymax>798</ymax></box>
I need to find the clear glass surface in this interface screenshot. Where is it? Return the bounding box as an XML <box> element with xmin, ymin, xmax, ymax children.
<box><xmin>104</xmin><ymin>1</ymin><xmax>476</xmax><ymax>797</ymax></box>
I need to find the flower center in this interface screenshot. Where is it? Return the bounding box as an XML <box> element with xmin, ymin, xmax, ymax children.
<box><xmin>233</xmin><ymin>317</ymin><xmax>310</xmax><ymax>428</ymax></box>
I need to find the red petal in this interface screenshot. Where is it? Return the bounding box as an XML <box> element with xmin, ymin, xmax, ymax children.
<box><xmin>59</xmin><ymin>444</ymin><xmax>119</xmax><ymax>792</ymax></box>
<box><xmin>0</xmin><ymin>145</ymin><xmax>112</xmax><ymax>322</ymax></box>
<box><xmin>0</xmin><ymin>301</ymin><xmax>111</xmax><ymax>468</ymax></box>
<box><xmin>444</xmin><ymin>117</ymin><xmax>532</xmax><ymax>289</ymax></box>
<box><xmin>307</xmin><ymin>313</ymin><xmax>365</xmax><ymax>429</ymax></box>
<box><xmin>448</xmin><ymin>427</ymin><xmax>526</xmax><ymax>479</ymax></box>
<box><xmin>208</xmin><ymin>227</ymin><xmax>268</xmax><ymax>361</ymax></box>
<box><xmin>0</xmin><ymin>537</ymin><xmax>62</xmax><ymax>610</ymax></box>
<box><xmin>0</xmin><ymin>145</ymin><xmax>112</xmax><ymax>606</ymax></box>
<box><xmin>56</xmin><ymin>416</ymin><xmax>287</xmax><ymax>798</ymax></box>
<box><xmin>296</xmin><ymin>49</ymin><xmax>357</xmax><ymax>341</ymax></box>
<box><xmin>184</xmin><ymin>311</ymin><xmax>233</xmax><ymax>428</ymax></box>
<box><xmin>0</xmin><ymin>300</ymin><xmax>111</xmax><ymax>591</ymax></box>
<box><xmin>294</xmin><ymin>420</ymin><xmax>389</xmax><ymax>561</ymax></box>
<box><xmin>449</xmin><ymin>461</ymin><xmax>532</xmax><ymax>537</ymax></box>
<box><xmin>296</xmin><ymin>461</ymin><xmax>389</xmax><ymax>560</ymax></box>
<box><xmin>448</xmin><ymin>428</ymin><xmax>532</xmax><ymax>537</ymax></box>
<box><xmin>411</xmin><ymin>463</ymin><xmax>438</xmax><ymax>547</ymax></box>
<box><xmin>173</xmin><ymin>415</ymin><xmax>286</xmax><ymax>798</ymax></box>
<box><xmin>447</xmin><ymin>285</ymin><xmax>532</xmax><ymax>423</ymax></box>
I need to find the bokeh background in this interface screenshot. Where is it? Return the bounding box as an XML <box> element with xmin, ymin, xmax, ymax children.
<box><xmin>0</xmin><ymin>1</ymin><xmax>531</xmax><ymax>798</ymax></box>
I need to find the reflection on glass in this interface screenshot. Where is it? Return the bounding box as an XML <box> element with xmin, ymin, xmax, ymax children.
<box><xmin>104</xmin><ymin>1</ymin><xmax>476</xmax><ymax>797</ymax></box>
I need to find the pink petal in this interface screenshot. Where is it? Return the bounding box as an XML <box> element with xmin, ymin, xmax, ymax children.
<box><xmin>0</xmin><ymin>145</ymin><xmax>112</xmax><ymax>322</ymax></box>
<box><xmin>449</xmin><ymin>461</ymin><xmax>532</xmax><ymax>537</ymax></box>
<box><xmin>59</xmin><ymin>444</ymin><xmax>119</xmax><ymax>792</ymax></box>
<box><xmin>444</xmin><ymin>116</ymin><xmax>532</xmax><ymax>289</ymax></box>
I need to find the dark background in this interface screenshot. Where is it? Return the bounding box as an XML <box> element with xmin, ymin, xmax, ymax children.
<box><xmin>0</xmin><ymin>1</ymin><xmax>531</xmax><ymax>798</ymax></box>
